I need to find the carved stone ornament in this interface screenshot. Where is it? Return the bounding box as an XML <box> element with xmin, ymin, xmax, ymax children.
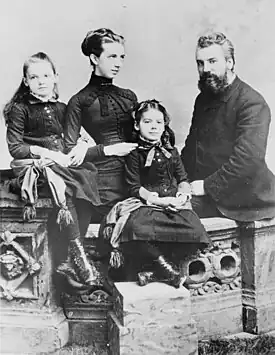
<box><xmin>181</xmin><ymin>241</ymin><xmax>241</xmax><ymax>296</ymax></box>
<box><xmin>64</xmin><ymin>289</ymin><xmax>113</xmax><ymax>306</ymax></box>
<box><xmin>0</xmin><ymin>250</ymin><xmax>24</xmax><ymax>280</ymax></box>
<box><xmin>0</xmin><ymin>230</ymin><xmax>42</xmax><ymax>301</ymax></box>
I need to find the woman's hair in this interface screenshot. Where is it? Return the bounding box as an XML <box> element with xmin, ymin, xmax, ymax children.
<box><xmin>197</xmin><ymin>32</ymin><xmax>235</xmax><ymax>70</ymax></box>
<box><xmin>3</xmin><ymin>52</ymin><xmax>58</xmax><ymax>123</ymax></box>
<box><xmin>81</xmin><ymin>28</ymin><xmax>125</xmax><ymax>65</ymax></box>
<box><xmin>132</xmin><ymin>99</ymin><xmax>175</xmax><ymax>147</ymax></box>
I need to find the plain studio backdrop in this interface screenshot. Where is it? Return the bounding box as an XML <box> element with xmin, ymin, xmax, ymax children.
<box><xmin>0</xmin><ymin>0</ymin><xmax>274</xmax><ymax>172</ymax></box>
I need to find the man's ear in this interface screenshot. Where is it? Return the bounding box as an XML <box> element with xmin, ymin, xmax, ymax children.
<box><xmin>89</xmin><ymin>54</ymin><xmax>99</xmax><ymax>67</ymax></box>
<box><xmin>226</xmin><ymin>57</ymin><xmax>234</xmax><ymax>71</ymax></box>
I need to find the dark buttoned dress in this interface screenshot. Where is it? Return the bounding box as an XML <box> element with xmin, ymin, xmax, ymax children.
<box><xmin>6</xmin><ymin>95</ymin><xmax>101</xmax><ymax>206</ymax></box>
<box><xmin>120</xmin><ymin>144</ymin><xmax>209</xmax><ymax>245</ymax></box>
<box><xmin>64</xmin><ymin>75</ymin><xmax>138</xmax><ymax>220</ymax></box>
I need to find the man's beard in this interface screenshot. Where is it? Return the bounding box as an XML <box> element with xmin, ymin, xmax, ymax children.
<box><xmin>198</xmin><ymin>72</ymin><xmax>229</xmax><ymax>95</ymax></box>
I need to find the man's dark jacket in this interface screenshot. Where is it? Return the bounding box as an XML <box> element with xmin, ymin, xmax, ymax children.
<box><xmin>181</xmin><ymin>76</ymin><xmax>275</xmax><ymax>221</ymax></box>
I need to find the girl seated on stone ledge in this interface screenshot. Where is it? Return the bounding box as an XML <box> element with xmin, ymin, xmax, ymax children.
<box><xmin>101</xmin><ymin>99</ymin><xmax>210</xmax><ymax>288</ymax></box>
<box><xmin>3</xmin><ymin>52</ymin><xmax>105</xmax><ymax>291</ymax></box>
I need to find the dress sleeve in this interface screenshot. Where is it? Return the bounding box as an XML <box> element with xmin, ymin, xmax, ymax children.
<box><xmin>125</xmin><ymin>149</ymin><xmax>142</xmax><ymax>198</ymax></box>
<box><xmin>129</xmin><ymin>90</ymin><xmax>138</xmax><ymax>108</ymax></box>
<box><xmin>63</xmin><ymin>94</ymin><xmax>105</xmax><ymax>160</ymax></box>
<box><xmin>204</xmin><ymin>94</ymin><xmax>271</xmax><ymax>202</ymax></box>
<box><xmin>6</xmin><ymin>104</ymin><xmax>31</xmax><ymax>159</ymax></box>
<box><xmin>63</xmin><ymin>95</ymin><xmax>82</xmax><ymax>152</ymax></box>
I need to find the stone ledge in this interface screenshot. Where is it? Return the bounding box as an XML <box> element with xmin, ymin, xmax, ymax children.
<box><xmin>191</xmin><ymin>289</ymin><xmax>242</xmax><ymax>338</ymax></box>
<box><xmin>115</xmin><ymin>280</ymin><xmax>190</xmax><ymax>301</ymax></box>
<box><xmin>108</xmin><ymin>311</ymin><xmax>198</xmax><ymax>355</ymax></box>
<box><xmin>0</xmin><ymin>311</ymin><xmax>69</xmax><ymax>354</ymax></box>
<box><xmin>108</xmin><ymin>282</ymin><xmax>197</xmax><ymax>354</ymax></box>
<box><xmin>201</xmin><ymin>217</ymin><xmax>238</xmax><ymax>232</ymax></box>
<box><xmin>0</xmin><ymin>183</ymin><xmax>52</xmax><ymax>208</ymax></box>
<box><xmin>115</xmin><ymin>281</ymin><xmax>191</xmax><ymax>327</ymax></box>
<box><xmin>254</xmin><ymin>218</ymin><xmax>275</xmax><ymax>229</ymax></box>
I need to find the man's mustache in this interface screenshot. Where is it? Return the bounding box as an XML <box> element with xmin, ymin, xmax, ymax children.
<box><xmin>199</xmin><ymin>72</ymin><xmax>219</xmax><ymax>82</ymax></box>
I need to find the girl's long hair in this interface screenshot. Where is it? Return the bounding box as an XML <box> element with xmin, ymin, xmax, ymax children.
<box><xmin>132</xmin><ymin>99</ymin><xmax>175</xmax><ymax>147</ymax></box>
<box><xmin>3</xmin><ymin>52</ymin><xmax>58</xmax><ymax>124</ymax></box>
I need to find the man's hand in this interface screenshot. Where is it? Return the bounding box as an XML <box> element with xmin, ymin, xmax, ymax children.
<box><xmin>191</xmin><ymin>180</ymin><xmax>206</xmax><ymax>196</ymax></box>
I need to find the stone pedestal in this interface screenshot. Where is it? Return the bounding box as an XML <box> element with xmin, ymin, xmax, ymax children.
<box><xmin>1</xmin><ymin>308</ymin><xmax>68</xmax><ymax>353</ymax></box>
<box><xmin>240</xmin><ymin>219</ymin><xmax>275</xmax><ymax>334</ymax></box>
<box><xmin>62</xmin><ymin>289</ymin><xmax>114</xmax><ymax>351</ymax></box>
<box><xmin>192</xmin><ymin>289</ymin><xmax>242</xmax><ymax>338</ymax></box>
<box><xmin>108</xmin><ymin>282</ymin><xmax>198</xmax><ymax>355</ymax></box>
<box><xmin>0</xmin><ymin>186</ymin><xmax>69</xmax><ymax>354</ymax></box>
<box><xmin>184</xmin><ymin>218</ymin><xmax>243</xmax><ymax>339</ymax></box>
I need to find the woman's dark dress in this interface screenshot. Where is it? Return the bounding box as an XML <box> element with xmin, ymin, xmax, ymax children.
<box><xmin>6</xmin><ymin>95</ymin><xmax>100</xmax><ymax>206</ymax></box>
<box><xmin>63</xmin><ymin>75</ymin><xmax>138</xmax><ymax>220</ymax></box>
<box><xmin>121</xmin><ymin>141</ymin><xmax>209</xmax><ymax>245</ymax></box>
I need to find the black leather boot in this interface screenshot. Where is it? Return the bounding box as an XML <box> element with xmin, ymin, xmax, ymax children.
<box><xmin>69</xmin><ymin>238</ymin><xmax>102</xmax><ymax>286</ymax></box>
<box><xmin>155</xmin><ymin>255</ymin><xmax>184</xmax><ymax>288</ymax></box>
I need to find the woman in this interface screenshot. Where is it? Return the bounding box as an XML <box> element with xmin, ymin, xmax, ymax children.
<box><xmin>61</xmin><ymin>28</ymin><xmax>138</xmax><ymax>289</ymax></box>
<box><xmin>64</xmin><ymin>28</ymin><xmax>138</xmax><ymax>222</ymax></box>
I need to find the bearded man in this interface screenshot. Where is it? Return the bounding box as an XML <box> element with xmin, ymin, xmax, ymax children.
<box><xmin>181</xmin><ymin>32</ymin><xmax>275</xmax><ymax>221</ymax></box>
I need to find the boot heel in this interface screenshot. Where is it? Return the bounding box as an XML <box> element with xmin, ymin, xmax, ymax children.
<box><xmin>137</xmin><ymin>271</ymin><xmax>156</xmax><ymax>286</ymax></box>
<box><xmin>167</xmin><ymin>274</ymin><xmax>186</xmax><ymax>288</ymax></box>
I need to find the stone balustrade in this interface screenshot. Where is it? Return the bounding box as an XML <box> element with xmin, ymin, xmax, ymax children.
<box><xmin>182</xmin><ymin>217</ymin><xmax>241</xmax><ymax>296</ymax></box>
<box><xmin>83</xmin><ymin>215</ymin><xmax>275</xmax><ymax>353</ymax></box>
<box><xmin>189</xmin><ymin>218</ymin><xmax>242</xmax><ymax>339</ymax></box>
<box><xmin>1</xmin><ymin>176</ymin><xmax>275</xmax><ymax>354</ymax></box>
<box><xmin>0</xmin><ymin>182</ymin><xmax>69</xmax><ymax>354</ymax></box>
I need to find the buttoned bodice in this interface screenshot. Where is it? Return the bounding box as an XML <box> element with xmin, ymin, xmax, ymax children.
<box><xmin>64</xmin><ymin>75</ymin><xmax>137</xmax><ymax>149</ymax></box>
<box><xmin>64</xmin><ymin>75</ymin><xmax>138</xmax><ymax>173</ymax></box>
<box><xmin>126</xmin><ymin>143</ymin><xmax>188</xmax><ymax>198</ymax></box>
<box><xmin>6</xmin><ymin>95</ymin><xmax>66</xmax><ymax>159</ymax></box>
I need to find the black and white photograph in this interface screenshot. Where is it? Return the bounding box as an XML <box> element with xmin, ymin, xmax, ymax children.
<box><xmin>0</xmin><ymin>1</ymin><xmax>275</xmax><ymax>354</ymax></box>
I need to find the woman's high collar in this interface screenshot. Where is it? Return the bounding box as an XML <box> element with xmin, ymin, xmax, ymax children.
<box><xmin>89</xmin><ymin>74</ymin><xmax>113</xmax><ymax>86</ymax></box>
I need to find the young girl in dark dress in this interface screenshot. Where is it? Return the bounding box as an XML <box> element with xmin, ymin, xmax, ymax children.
<box><xmin>4</xmin><ymin>52</ymin><xmax>102</xmax><ymax>289</ymax></box>
<box><xmin>102</xmin><ymin>99</ymin><xmax>210</xmax><ymax>288</ymax></box>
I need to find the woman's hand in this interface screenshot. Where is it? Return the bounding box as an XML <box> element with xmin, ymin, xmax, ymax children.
<box><xmin>104</xmin><ymin>143</ymin><xmax>138</xmax><ymax>157</ymax></box>
<box><xmin>68</xmin><ymin>141</ymin><xmax>89</xmax><ymax>167</ymax></box>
